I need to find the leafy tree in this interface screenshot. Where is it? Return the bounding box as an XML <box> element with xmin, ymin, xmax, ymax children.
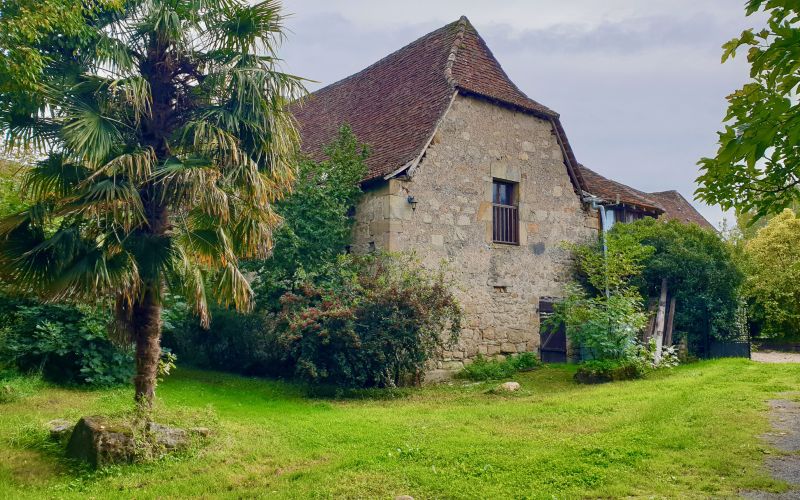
<box><xmin>0</xmin><ymin>161</ymin><xmax>28</xmax><ymax>217</ymax></box>
<box><xmin>611</xmin><ymin>219</ymin><xmax>745</xmax><ymax>353</ymax></box>
<box><xmin>743</xmin><ymin>209</ymin><xmax>800</xmax><ymax>339</ymax></box>
<box><xmin>0</xmin><ymin>0</ymin><xmax>120</xmax><ymax>93</ymax></box>
<box><xmin>697</xmin><ymin>0</ymin><xmax>800</xmax><ymax>220</ymax></box>
<box><xmin>0</xmin><ymin>0</ymin><xmax>304</xmax><ymax>408</ymax></box>
<box><xmin>251</xmin><ymin>126</ymin><xmax>368</xmax><ymax>310</ymax></box>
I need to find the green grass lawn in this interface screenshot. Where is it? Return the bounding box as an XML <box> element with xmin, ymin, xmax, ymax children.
<box><xmin>0</xmin><ymin>359</ymin><xmax>798</xmax><ymax>499</ymax></box>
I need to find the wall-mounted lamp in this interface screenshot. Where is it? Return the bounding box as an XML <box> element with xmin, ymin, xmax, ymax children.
<box><xmin>407</xmin><ymin>195</ymin><xmax>418</xmax><ymax>211</ymax></box>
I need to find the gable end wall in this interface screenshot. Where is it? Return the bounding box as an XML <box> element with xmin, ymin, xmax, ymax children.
<box><xmin>352</xmin><ymin>94</ymin><xmax>599</xmax><ymax>369</ymax></box>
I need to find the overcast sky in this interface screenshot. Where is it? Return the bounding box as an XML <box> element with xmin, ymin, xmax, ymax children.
<box><xmin>278</xmin><ymin>1</ymin><xmax>763</xmax><ymax>228</ymax></box>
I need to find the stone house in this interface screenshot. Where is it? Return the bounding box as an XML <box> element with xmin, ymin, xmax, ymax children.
<box><xmin>292</xmin><ymin>17</ymin><xmax>713</xmax><ymax>371</ymax></box>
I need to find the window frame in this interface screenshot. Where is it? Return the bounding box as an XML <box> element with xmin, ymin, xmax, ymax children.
<box><xmin>491</xmin><ymin>179</ymin><xmax>520</xmax><ymax>245</ymax></box>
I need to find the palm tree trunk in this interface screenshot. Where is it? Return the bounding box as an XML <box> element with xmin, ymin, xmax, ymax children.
<box><xmin>133</xmin><ymin>286</ymin><xmax>161</xmax><ymax>409</ymax></box>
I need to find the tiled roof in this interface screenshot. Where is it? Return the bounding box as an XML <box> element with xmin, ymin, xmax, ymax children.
<box><xmin>576</xmin><ymin>164</ymin><xmax>663</xmax><ymax>213</ymax></box>
<box><xmin>648</xmin><ymin>190</ymin><xmax>715</xmax><ymax>230</ymax></box>
<box><xmin>291</xmin><ymin>16</ymin><xmax>582</xmax><ymax>186</ymax></box>
<box><xmin>577</xmin><ymin>164</ymin><xmax>714</xmax><ymax>229</ymax></box>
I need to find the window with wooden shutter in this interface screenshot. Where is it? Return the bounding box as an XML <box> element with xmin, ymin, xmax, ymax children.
<box><xmin>492</xmin><ymin>180</ymin><xmax>519</xmax><ymax>244</ymax></box>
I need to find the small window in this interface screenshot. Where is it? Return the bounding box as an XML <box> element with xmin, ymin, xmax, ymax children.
<box><xmin>492</xmin><ymin>180</ymin><xmax>519</xmax><ymax>245</ymax></box>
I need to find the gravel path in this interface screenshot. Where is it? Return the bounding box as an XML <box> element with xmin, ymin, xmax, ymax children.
<box><xmin>742</xmin><ymin>396</ymin><xmax>800</xmax><ymax>499</ymax></box>
<box><xmin>752</xmin><ymin>352</ymin><xmax>800</xmax><ymax>364</ymax></box>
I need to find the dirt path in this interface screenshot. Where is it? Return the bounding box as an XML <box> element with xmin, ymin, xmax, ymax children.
<box><xmin>742</xmin><ymin>396</ymin><xmax>800</xmax><ymax>499</ymax></box>
<box><xmin>752</xmin><ymin>352</ymin><xmax>800</xmax><ymax>364</ymax></box>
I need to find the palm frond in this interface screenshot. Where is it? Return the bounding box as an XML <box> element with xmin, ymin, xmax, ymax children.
<box><xmin>108</xmin><ymin>76</ymin><xmax>152</xmax><ymax>123</ymax></box>
<box><xmin>61</xmin><ymin>100</ymin><xmax>124</xmax><ymax>166</ymax></box>
<box><xmin>23</xmin><ymin>154</ymin><xmax>91</xmax><ymax>201</ymax></box>
<box><xmin>77</xmin><ymin>177</ymin><xmax>146</xmax><ymax>231</ymax></box>
<box><xmin>86</xmin><ymin>146</ymin><xmax>156</xmax><ymax>184</ymax></box>
<box><xmin>214</xmin><ymin>261</ymin><xmax>253</xmax><ymax>312</ymax></box>
<box><xmin>170</xmin><ymin>243</ymin><xmax>210</xmax><ymax>327</ymax></box>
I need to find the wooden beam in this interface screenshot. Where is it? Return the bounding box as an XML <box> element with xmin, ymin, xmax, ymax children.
<box><xmin>665</xmin><ymin>296</ymin><xmax>676</xmax><ymax>347</ymax></box>
<box><xmin>654</xmin><ymin>278</ymin><xmax>668</xmax><ymax>364</ymax></box>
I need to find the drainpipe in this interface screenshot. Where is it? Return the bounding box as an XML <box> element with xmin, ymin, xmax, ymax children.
<box><xmin>586</xmin><ymin>196</ymin><xmax>610</xmax><ymax>299</ymax></box>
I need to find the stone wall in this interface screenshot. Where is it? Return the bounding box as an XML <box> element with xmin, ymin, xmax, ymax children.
<box><xmin>352</xmin><ymin>93</ymin><xmax>599</xmax><ymax>370</ymax></box>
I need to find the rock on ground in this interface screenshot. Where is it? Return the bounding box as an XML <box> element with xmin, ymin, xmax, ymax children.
<box><xmin>66</xmin><ymin>416</ymin><xmax>135</xmax><ymax>468</ymax></box>
<box><xmin>147</xmin><ymin>422</ymin><xmax>188</xmax><ymax>451</ymax></box>
<box><xmin>498</xmin><ymin>381</ymin><xmax>520</xmax><ymax>392</ymax></box>
<box><xmin>47</xmin><ymin>419</ymin><xmax>73</xmax><ymax>441</ymax></box>
<box><xmin>65</xmin><ymin>416</ymin><xmax>192</xmax><ymax>468</ymax></box>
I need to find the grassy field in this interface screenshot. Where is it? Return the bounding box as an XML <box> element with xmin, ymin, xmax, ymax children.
<box><xmin>0</xmin><ymin>359</ymin><xmax>798</xmax><ymax>499</ymax></box>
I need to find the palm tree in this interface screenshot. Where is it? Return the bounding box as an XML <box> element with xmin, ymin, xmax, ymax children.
<box><xmin>0</xmin><ymin>0</ymin><xmax>304</xmax><ymax>408</ymax></box>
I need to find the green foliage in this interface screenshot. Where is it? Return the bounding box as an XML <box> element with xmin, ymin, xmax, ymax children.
<box><xmin>0</xmin><ymin>161</ymin><xmax>29</xmax><ymax>218</ymax></box>
<box><xmin>571</xmin><ymin>231</ymin><xmax>654</xmax><ymax>295</ymax></box>
<box><xmin>743</xmin><ymin>209</ymin><xmax>800</xmax><ymax>339</ymax></box>
<box><xmin>574</xmin><ymin>359</ymin><xmax>646</xmax><ymax>384</ymax></box>
<box><xmin>553</xmin><ymin>233</ymin><xmax>652</xmax><ymax>361</ymax></box>
<box><xmin>697</xmin><ymin>1</ymin><xmax>800</xmax><ymax>219</ymax></box>
<box><xmin>278</xmin><ymin>254</ymin><xmax>461</xmax><ymax>388</ymax></box>
<box><xmin>250</xmin><ymin>126</ymin><xmax>368</xmax><ymax>310</ymax></box>
<box><xmin>0</xmin><ymin>295</ymin><xmax>133</xmax><ymax>386</ymax></box>
<box><xmin>0</xmin><ymin>0</ymin><xmax>122</xmax><ymax>95</ymax></box>
<box><xmin>162</xmin><ymin>306</ymin><xmax>289</xmax><ymax>378</ymax></box>
<box><xmin>611</xmin><ymin>219</ymin><xmax>745</xmax><ymax>352</ymax></box>
<box><xmin>457</xmin><ymin>353</ymin><xmax>541</xmax><ymax>381</ymax></box>
<box><xmin>553</xmin><ymin>284</ymin><xmax>648</xmax><ymax>361</ymax></box>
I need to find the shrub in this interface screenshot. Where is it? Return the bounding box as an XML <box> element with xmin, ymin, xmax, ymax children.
<box><xmin>549</xmin><ymin>284</ymin><xmax>648</xmax><ymax>361</ymax></box>
<box><xmin>574</xmin><ymin>359</ymin><xmax>645</xmax><ymax>384</ymax></box>
<box><xmin>0</xmin><ymin>295</ymin><xmax>133</xmax><ymax>386</ymax></box>
<box><xmin>278</xmin><ymin>254</ymin><xmax>461</xmax><ymax>388</ymax></box>
<box><xmin>457</xmin><ymin>353</ymin><xmax>541</xmax><ymax>381</ymax></box>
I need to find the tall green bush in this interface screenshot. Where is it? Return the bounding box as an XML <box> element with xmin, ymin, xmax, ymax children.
<box><xmin>251</xmin><ymin>125</ymin><xmax>368</xmax><ymax>311</ymax></box>
<box><xmin>611</xmin><ymin>219</ymin><xmax>744</xmax><ymax>352</ymax></box>
<box><xmin>0</xmin><ymin>295</ymin><xmax>133</xmax><ymax>386</ymax></box>
<box><xmin>550</xmin><ymin>230</ymin><xmax>653</xmax><ymax>361</ymax></box>
<box><xmin>277</xmin><ymin>254</ymin><xmax>461</xmax><ymax>388</ymax></box>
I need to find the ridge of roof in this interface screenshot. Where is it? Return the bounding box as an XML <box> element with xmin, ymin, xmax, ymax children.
<box><xmin>291</xmin><ymin>16</ymin><xmax>579</xmax><ymax>185</ymax></box>
<box><xmin>450</xmin><ymin>18</ymin><xmax>558</xmax><ymax>118</ymax></box>
<box><xmin>443</xmin><ymin>16</ymin><xmax>468</xmax><ymax>87</ymax></box>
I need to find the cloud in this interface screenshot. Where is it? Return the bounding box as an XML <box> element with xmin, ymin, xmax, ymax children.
<box><xmin>279</xmin><ymin>1</ymin><xmax>764</xmax><ymax>227</ymax></box>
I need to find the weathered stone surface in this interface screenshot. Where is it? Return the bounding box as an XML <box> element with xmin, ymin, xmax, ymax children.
<box><xmin>47</xmin><ymin>419</ymin><xmax>73</xmax><ymax>441</ymax></box>
<box><xmin>351</xmin><ymin>94</ymin><xmax>598</xmax><ymax>368</ymax></box>
<box><xmin>498</xmin><ymin>381</ymin><xmax>521</xmax><ymax>392</ymax></box>
<box><xmin>189</xmin><ymin>427</ymin><xmax>212</xmax><ymax>438</ymax></box>
<box><xmin>66</xmin><ymin>417</ymin><xmax>193</xmax><ymax>467</ymax></box>
<box><xmin>66</xmin><ymin>416</ymin><xmax>135</xmax><ymax>468</ymax></box>
<box><xmin>147</xmin><ymin>422</ymin><xmax>188</xmax><ymax>451</ymax></box>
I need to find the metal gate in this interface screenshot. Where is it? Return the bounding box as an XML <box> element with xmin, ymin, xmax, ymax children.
<box><xmin>539</xmin><ymin>299</ymin><xmax>567</xmax><ymax>363</ymax></box>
